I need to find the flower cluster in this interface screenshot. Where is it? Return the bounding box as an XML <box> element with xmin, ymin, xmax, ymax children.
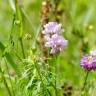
<box><xmin>43</xmin><ymin>22</ymin><xmax>68</xmax><ymax>54</ymax></box>
<box><xmin>80</xmin><ymin>50</ymin><xmax>96</xmax><ymax>71</ymax></box>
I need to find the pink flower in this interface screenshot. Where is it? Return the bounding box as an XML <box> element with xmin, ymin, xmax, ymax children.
<box><xmin>80</xmin><ymin>50</ymin><xmax>96</xmax><ymax>71</ymax></box>
<box><xmin>43</xmin><ymin>22</ymin><xmax>68</xmax><ymax>54</ymax></box>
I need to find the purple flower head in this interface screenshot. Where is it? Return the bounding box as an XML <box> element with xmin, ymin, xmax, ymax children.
<box><xmin>43</xmin><ymin>22</ymin><xmax>68</xmax><ymax>54</ymax></box>
<box><xmin>43</xmin><ymin>22</ymin><xmax>64</xmax><ymax>35</ymax></box>
<box><xmin>45</xmin><ymin>34</ymin><xmax>68</xmax><ymax>54</ymax></box>
<box><xmin>80</xmin><ymin>50</ymin><xmax>96</xmax><ymax>71</ymax></box>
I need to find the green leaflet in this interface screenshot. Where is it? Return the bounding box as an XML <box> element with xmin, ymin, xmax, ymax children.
<box><xmin>0</xmin><ymin>42</ymin><xmax>19</xmax><ymax>75</ymax></box>
<box><xmin>0</xmin><ymin>42</ymin><xmax>5</xmax><ymax>52</ymax></box>
<box><xmin>4</xmin><ymin>52</ymin><xmax>19</xmax><ymax>75</ymax></box>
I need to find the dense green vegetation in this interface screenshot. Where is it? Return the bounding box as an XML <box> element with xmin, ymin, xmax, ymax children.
<box><xmin>0</xmin><ymin>0</ymin><xmax>96</xmax><ymax>96</ymax></box>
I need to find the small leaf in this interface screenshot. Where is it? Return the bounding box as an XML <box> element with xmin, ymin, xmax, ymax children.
<box><xmin>4</xmin><ymin>52</ymin><xmax>19</xmax><ymax>75</ymax></box>
<box><xmin>0</xmin><ymin>42</ymin><xmax>5</xmax><ymax>52</ymax></box>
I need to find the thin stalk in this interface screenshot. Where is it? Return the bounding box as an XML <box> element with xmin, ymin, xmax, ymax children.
<box><xmin>9</xmin><ymin>14</ymin><xmax>15</xmax><ymax>43</ymax></box>
<box><xmin>9</xmin><ymin>14</ymin><xmax>25</xmax><ymax>60</ymax></box>
<box><xmin>0</xmin><ymin>64</ymin><xmax>12</xmax><ymax>96</ymax></box>
<box><xmin>14</xmin><ymin>0</ymin><xmax>23</xmax><ymax>38</ymax></box>
<box><xmin>54</xmin><ymin>56</ymin><xmax>58</xmax><ymax>96</ymax></box>
<box><xmin>4</xmin><ymin>58</ymin><xmax>15</xmax><ymax>96</ymax></box>
<box><xmin>11</xmin><ymin>47</ymin><xmax>23</xmax><ymax>62</ymax></box>
<box><xmin>14</xmin><ymin>0</ymin><xmax>25</xmax><ymax>59</ymax></box>
<box><xmin>55</xmin><ymin>63</ymin><xmax>57</xmax><ymax>96</ymax></box>
<box><xmin>82</xmin><ymin>71</ymin><xmax>89</xmax><ymax>92</ymax></box>
<box><xmin>19</xmin><ymin>38</ymin><xmax>25</xmax><ymax>59</ymax></box>
<box><xmin>3</xmin><ymin>76</ymin><xmax>12</xmax><ymax>96</ymax></box>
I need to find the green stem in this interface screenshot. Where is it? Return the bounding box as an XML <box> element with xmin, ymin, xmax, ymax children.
<box><xmin>82</xmin><ymin>71</ymin><xmax>89</xmax><ymax>93</ymax></box>
<box><xmin>12</xmin><ymin>47</ymin><xmax>23</xmax><ymax>62</ymax></box>
<box><xmin>54</xmin><ymin>55</ymin><xmax>60</xmax><ymax>96</ymax></box>
<box><xmin>55</xmin><ymin>65</ymin><xmax>57</xmax><ymax>96</ymax></box>
<box><xmin>15</xmin><ymin>0</ymin><xmax>23</xmax><ymax>38</ymax></box>
<box><xmin>4</xmin><ymin>58</ymin><xmax>15</xmax><ymax>96</ymax></box>
<box><xmin>19</xmin><ymin>38</ymin><xmax>25</xmax><ymax>59</ymax></box>
<box><xmin>55</xmin><ymin>57</ymin><xmax>58</xmax><ymax>96</ymax></box>
<box><xmin>3</xmin><ymin>77</ymin><xmax>12</xmax><ymax>96</ymax></box>
<box><xmin>0</xmin><ymin>65</ymin><xmax>12</xmax><ymax>96</ymax></box>
<box><xmin>14</xmin><ymin>0</ymin><xmax>25</xmax><ymax>59</ymax></box>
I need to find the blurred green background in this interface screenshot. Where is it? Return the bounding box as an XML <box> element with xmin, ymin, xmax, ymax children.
<box><xmin>1</xmin><ymin>0</ymin><xmax>96</xmax><ymax>96</ymax></box>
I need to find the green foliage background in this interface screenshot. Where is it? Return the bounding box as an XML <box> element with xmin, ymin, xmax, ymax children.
<box><xmin>0</xmin><ymin>0</ymin><xmax>96</xmax><ymax>96</ymax></box>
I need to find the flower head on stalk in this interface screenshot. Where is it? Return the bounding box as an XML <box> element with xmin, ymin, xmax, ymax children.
<box><xmin>43</xmin><ymin>22</ymin><xmax>64</xmax><ymax>35</ymax></box>
<box><xmin>80</xmin><ymin>50</ymin><xmax>96</xmax><ymax>71</ymax></box>
<box><xmin>43</xmin><ymin>22</ymin><xmax>68</xmax><ymax>54</ymax></box>
<box><xmin>45</xmin><ymin>34</ymin><xmax>68</xmax><ymax>54</ymax></box>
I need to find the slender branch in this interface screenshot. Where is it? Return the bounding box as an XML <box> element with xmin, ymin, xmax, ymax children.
<box><xmin>0</xmin><ymin>61</ymin><xmax>12</xmax><ymax>96</ymax></box>
<box><xmin>82</xmin><ymin>71</ymin><xmax>89</xmax><ymax>93</ymax></box>
<box><xmin>14</xmin><ymin>0</ymin><xmax>25</xmax><ymax>59</ymax></box>
<box><xmin>3</xmin><ymin>77</ymin><xmax>12</xmax><ymax>96</ymax></box>
<box><xmin>54</xmin><ymin>56</ymin><xmax>58</xmax><ymax>96</ymax></box>
<box><xmin>19</xmin><ymin>38</ymin><xmax>25</xmax><ymax>59</ymax></box>
<box><xmin>55</xmin><ymin>63</ymin><xmax>57</xmax><ymax>96</ymax></box>
<box><xmin>4</xmin><ymin>58</ymin><xmax>15</xmax><ymax>96</ymax></box>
